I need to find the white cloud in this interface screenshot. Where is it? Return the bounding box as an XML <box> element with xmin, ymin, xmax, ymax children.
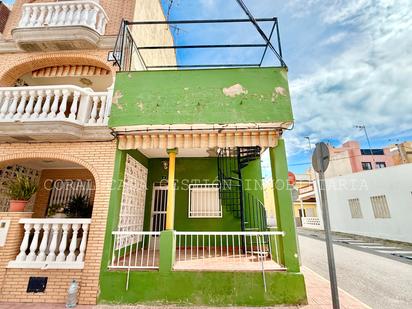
<box><xmin>285</xmin><ymin>0</ymin><xmax>412</xmax><ymax>154</ymax></box>
<box><xmin>321</xmin><ymin>32</ymin><xmax>348</xmax><ymax>46</ymax></box>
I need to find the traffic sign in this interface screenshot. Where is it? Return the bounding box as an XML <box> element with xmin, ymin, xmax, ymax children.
<box><xmin>312</xmin><ymin>142</ymin><xmax>330</xmax><ymax>173</ymax></box>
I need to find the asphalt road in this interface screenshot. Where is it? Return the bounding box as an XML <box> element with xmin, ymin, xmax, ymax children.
<box><xmin>298</xmin><ymin>234</ymin><xmax>412</xmax><ymax>309</ymax></box>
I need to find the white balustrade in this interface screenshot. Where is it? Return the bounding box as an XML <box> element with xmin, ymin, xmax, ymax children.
<box><xmin>0</xmin><ymin>85</ymin><xmax>111</xmax><ymax>126</ymax></box>
<box><xmin>109</xmin><ymin>231</ymin><xmax>161</xmax><ymax>270</ymax></box>
<box><xmin>174</xmin><ymin>231</ymin><xmax>286</xmax><ymax>271</ymax></box>
<box><xmin>8</xmin><ymin>218</ymin><xmax>92</xmax><ymax>269</ymax></box>
<box><xmin>18</xmin><ymin>1</ymin><xmax>108</xmax><ymax>35</ymax></box>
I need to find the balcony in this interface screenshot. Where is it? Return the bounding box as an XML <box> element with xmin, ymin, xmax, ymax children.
<box><xmin>8</xmin><ymin>218</ymin><xmax>91</xmax><ymax>269</ymax></box>
<box><xmin>12</xmin><ymin>1</ymin><xmax>109</xmax><ymax>51</ymax></box>
<box><xmin>0</xmin><ymin>84</ymin><xmax>113</xmax><ymax>142</ymax></box>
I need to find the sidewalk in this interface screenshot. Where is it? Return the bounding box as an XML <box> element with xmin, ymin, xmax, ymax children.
<box><xmin>0</xmin><ymin>267</ymin><xmax>370</xmax><ymax>309</ymax></box>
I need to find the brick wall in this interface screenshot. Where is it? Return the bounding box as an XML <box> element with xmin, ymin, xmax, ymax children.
<box><xmin>0</xmin><ymin>50</ymin><xmax>115</xmax><ymax>86</ymax></box>
<box><xmin>33</xmin><ymin>169</ymin><xmax>95</xmax><ymax>218</ymax></box>
<box><xmin>0</xmin><ymin>141</ymin><xmax>117</xmax><ymax>304</ymax></box>
<box><xmin>0</xmin><ymin>2</ymin><xmax>10</xmax><ymax>34</ymax></box>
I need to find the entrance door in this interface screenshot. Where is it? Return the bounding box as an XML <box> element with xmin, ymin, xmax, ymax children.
<box><xmin>150</xmin><ymin>185</ymin><xmax>168</xmax><ymax>232</ymax></box>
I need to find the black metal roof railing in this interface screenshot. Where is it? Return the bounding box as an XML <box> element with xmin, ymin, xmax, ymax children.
<box><xmin>111</xmin><ymin>17</ymin><xmax>286</xmax><ymax>72</ymax></box>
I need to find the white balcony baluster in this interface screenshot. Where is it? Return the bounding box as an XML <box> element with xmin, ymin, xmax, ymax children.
<box><xmin>15</xmin><ymin>91</ymin><xmax>27</xmax><ymax>120</ymax></box>
<box><xmin>19</xmin><ymin>6</ymin><xmax>31</xmax><ymax>27</ymax></box>
<box><xmin>6</xmin><ymin>92</ymin><xmax>19</xmax><ymax>120</ymax></box>
<box><xmin>31</xmin><ymin>90</ymin><xmax>44</xmax><ymax>119</ymax></box>
<box><xmin>77</xmin><ymin>223</ymin><xmax>89</xmax><ymax>262</ymax></box>
<box><xmin>57</xmin><ymin>89</ymin><xmax>70</xmax><ymax>119</ymax></box>
<box><xmin>66</xmin><ymin>4</ymin><xmax>76</xmax><ymax>25</ymax></box>
<box><xmin>40</xmin><ymin>90</ymin><xmax>52</xmax><ymax>118</ymax></box>
<box><xmin>88</xmin><ymin>95</ymin><xmax>99</xmax><ymax>124</ymax></box>
<box><xmin>56</xmin><ymin>223</ymin><xmax>69</xmax><ymax>262</ymax></box>
<box><xmin>46</xmin><ymin>223</ymin><xmax>60</xmax><ymax>262</ymax></box>
<box><xmin>27</xmin><ymin>223</ymin><xmax>41</xmax><ymax>262</ymax></box>
<box><xmin>22</xmin><ymin>90</ymin><xmax>36</xmax><ymax>119</ymax></box>
<box><xmin>0</xmin><ymin>91</ymin><xmax>11</xmax><ymax>119</ymax></box>
<box><xmin>28</xmin><ymin>6</ymin><xmax>39</xmax><ymax>27</ymax></box>
<box><xmin>49</xmin><ymin>89</ymin><xmax>61</xmax><ymax>119</ymax></box>
<box><xmin>44</xmin><ymin>5</ymin><xmax>53</xmax><ymax>25</ymax></box>
<box><xmin>36</xmin><ymin>6</ymin><xmax>47</xmax><ymax>27</ymax></box>
<box><xmin>58</xmin><ymin>5</ymin><xmax>69</xmax><ymax>26</ymax></box>
<box><xmin>16</xmin><ymin>223</ymin><xmax>32</xmax><ymax>262</ymax></box>
<box><xmin>67</xmin><ymin>224</ymin><xmax>80</xmax><ymax>262</ymax></box>
<box><xmin>36</xmin><ymin>223</ymin><xmax>50</xmax><ymax>262</ymax></box>
<box><xmin>50</xmin><ymin>5</ymin><xmax>61</xmax><ymax>26</ymax></box>
<box><xmin>97</xmin><ymin>95</ymin><xmax>106</xmax><ymax>124</ymax></box>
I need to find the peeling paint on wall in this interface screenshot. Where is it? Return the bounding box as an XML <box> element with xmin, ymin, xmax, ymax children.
<box><xmin>112</xmin><ymin>90</ymin><xmax>124</xmax><ymax>110</ymax></box>
<box><xmin>272</xmin><ymin>86</ymin><xmax>287</xmax><ymax>103</ymax></box>
<box><xmin>223</xmin><ymin>84</ymin><xmax>248</xmax><ymax>97</ymax></box>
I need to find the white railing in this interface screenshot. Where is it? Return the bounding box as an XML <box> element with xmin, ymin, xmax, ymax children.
<box><xmin>109</xmin><ymin>231</ymin><xmax>161</xmax><ymax>270</ymax></box>
<box><xmin>302</xmin><ymin>217</ymin><xmax>323</xmax><ymax>230</ymax></box>
<box><xmin>174</xmin><ymin>231</ymin><xmax>286</xmax><ymax>271</ymax></box>
<box><xmin>0</xmin><ymin>85</ymin><xmax>111</xmax><ymax>126</ymax></box>
<box><xmin>18</xmin><ymin>0</ymin><xmax>108</xmax><ymax>35</ymax></box>
<box><xmin>8</xmin><ymin>218</ymin><xmax>91</xmax><ymax>269</ymax></box>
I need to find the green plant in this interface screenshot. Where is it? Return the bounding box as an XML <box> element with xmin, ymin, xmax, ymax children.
<box><xmin>47</xmin><ymin>203</ymin><xmax>65</xmax><ymax>217</ymax></box>
<box><xmin>64</xmin><ymin>194</ymin><xmax>92</xmax><ymax>218</ymax></box>
<box><xmin>6</xmin><ymin>174</ymin><xmax>38</xmax><ymax>201</ymax></box>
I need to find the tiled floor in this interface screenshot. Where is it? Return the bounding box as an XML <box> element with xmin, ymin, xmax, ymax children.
<box><xmin>0</xmin><ymin>266</ymin><xmax>370</xmax><ymax>309</ymax></box>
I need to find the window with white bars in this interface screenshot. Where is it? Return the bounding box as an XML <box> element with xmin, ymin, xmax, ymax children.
<box><xmin>370</xmin><ymin>195</ymin><xmax>391</xmax><ymax>218</ymax></box>
<box><xmin>348</xmin><ymin>198</ymin><xmax>363</xmax><ymax>219</ymax></box>
<box><xmin>118</xmin><ymin>155</ymin><xmax>148</xmax><ymax>232</ymax></box>
<box><xmin>47</xmin><ymin>179</ymin><xmax>93</xmax><ymax>211</ymax></box>
<box><xmin>189</xmin><ymin>184</ymin><xmax>221</xmax><ymax>218</ymax></box>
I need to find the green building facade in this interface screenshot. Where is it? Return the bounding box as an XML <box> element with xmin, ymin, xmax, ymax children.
<box><xmin>98</xmin><ymin>65</ymin><xmax>307</xmax><ymax>306</ymax></box>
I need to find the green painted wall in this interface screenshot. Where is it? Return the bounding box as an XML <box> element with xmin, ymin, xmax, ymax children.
<box><xmin>99</xmin><ymin>270</ymin><xmax>306</xmax><ymax>306</ymax></box>
<box><xmin>109</xmin><ymin>67</ymin><xmax>293</xmax><ymax>128</ymax></box>
<box><xmin>143</xmin><ymin>157</ymin><xmax>241</xmax><ymax>231</ymax></box>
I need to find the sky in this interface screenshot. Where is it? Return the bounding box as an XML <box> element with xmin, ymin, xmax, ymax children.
<box><xmin>159</xmin><ymin>0</ymin><xmax>412</xmax><ymax>175</ymax></box>
<box><xmin>6</xmin><ymin>0</ymin><xmax>412</xmax><ymax>175</ymax></box>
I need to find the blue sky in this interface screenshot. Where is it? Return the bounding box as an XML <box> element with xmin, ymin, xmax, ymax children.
<box><xmin>6</xmin><ymin>1</ymin><xmax>412</xmax><ymax>174</ymax></box>
<box><xmin>159</xmin><ymin>0</ymin><xmax>412</xmax><ymax>174</ymax></box>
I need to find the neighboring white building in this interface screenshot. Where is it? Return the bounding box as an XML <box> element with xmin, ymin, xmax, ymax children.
<box><xmin>322</xmin><ymin>163</ymin><xmax>412</xmax><ymax>243</ymax></box>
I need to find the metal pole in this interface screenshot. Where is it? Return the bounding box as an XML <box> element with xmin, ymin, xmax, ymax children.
<box><xmin>317</xmin><ymin>167</ymin><xmax>340</xmax><ymax>309</ymax></box>
<box><xmin>355</xmin><ymin>125</ymin><xmax>375</xmax><ymax>163</ymax></box>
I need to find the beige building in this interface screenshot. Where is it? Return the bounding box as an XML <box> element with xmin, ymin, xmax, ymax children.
<box><xmin>0</xmin><ymin>0</ymin><xmax>173</xmax><ymax>305</ymax></box>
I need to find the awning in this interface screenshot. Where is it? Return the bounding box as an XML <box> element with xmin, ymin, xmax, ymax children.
<box><xmin>117</xmin><ymin>130</ymin><xmax>279</xmax><ymax>150</ymax></box>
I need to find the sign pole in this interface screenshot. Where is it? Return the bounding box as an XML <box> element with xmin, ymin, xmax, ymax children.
<box><xmin>312</xmin><ymin>142</ymin><xmax>340</xmax><ymax>309</ymax></box>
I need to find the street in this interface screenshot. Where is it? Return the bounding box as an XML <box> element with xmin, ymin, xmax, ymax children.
<box><xmin>298</xmin><ymin>234</ymin><xmax>412</xmax><ymax>309</ymax></box>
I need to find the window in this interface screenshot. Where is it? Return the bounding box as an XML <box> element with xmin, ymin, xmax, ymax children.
<box><xmin>376</xmin><ymin>162</ymin><xmax>386</xmax><ymax>168</ymax></box>
<box><xmin>361</xmin><ymin>162</ymin><xmax>372</xmax><ymax>170</ymax></box>
<box><xmin>189</xmin><ymin>184</ymin><xmax>221</xmax><ymax>218</ymax></box>
<box><xmin>348</xmin><ymin>198</ymin><xmax>363</xmax><ymax>218</ymax></box>
<box><xmin>370</xmin><ymin>195</ymin><xmax>391</xmax><ymax>218</ymax></box>
<box><xmin>360</xmin><ymin>149</ymin><xmax>384</xmax><ymax>155</ymax></box>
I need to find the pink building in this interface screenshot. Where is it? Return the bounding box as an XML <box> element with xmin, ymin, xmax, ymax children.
<box><xmin>325</xmin><ymin>141</ymin><xmax>394</xmax><ymax>177</ymax></box>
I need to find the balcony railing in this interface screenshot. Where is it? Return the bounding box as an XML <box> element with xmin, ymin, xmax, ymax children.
<box><xmin>8</xmin><ymin>218</ymin><xmax>91</xmax><ymax>269</ymax></box>
<box><xmin>17</xmin><ymin>1</ymin><xmax>108</xmax><ymax>35</ymax></box>
<box><xmin>174</xmin><ymin>231</ymin><xmax>285</xmax><ymax>271</ymax></box>
<box><xmin>0</xmin><ymin>85</ymin><xmax>111</xmax><ymax>126</ymax></box>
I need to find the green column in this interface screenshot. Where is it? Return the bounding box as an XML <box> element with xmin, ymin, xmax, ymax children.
<box><xmin>159</xmin><ymin>230</ymin><xmax>176</xmax><ymax>272</ymax></box>
<box><xmin>269</xmin><ymin>139</ymin><xmax>300</xmax><ymax>272</ymax></box>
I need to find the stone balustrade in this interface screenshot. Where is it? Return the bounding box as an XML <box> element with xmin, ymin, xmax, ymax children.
<box><xmin>0</xmin><ymin>85</ymin><xmax>111</xmax><ymax>126</ymax></box>
<box><xmin>17</xmin><ymin>1</ymin><xmax>108</xmax><ymax>35</ymax></box>
<box><xmin>8</xmin><ymin>218</ymin><xmax>91</xmax><ymax>269</ymax></box>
